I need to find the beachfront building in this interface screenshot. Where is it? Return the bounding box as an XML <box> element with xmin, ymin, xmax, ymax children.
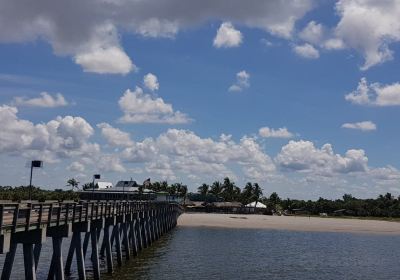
<box><xmin>97</xmin><ymin>181</ymin><xmax>113</xmax><ymax>189</ymax></box>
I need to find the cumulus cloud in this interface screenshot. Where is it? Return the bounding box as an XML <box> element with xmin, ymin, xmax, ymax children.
<box><xmin>97</xmin><ymin>122</ymin><xmax>134</xmax><ymax>147</ymax></box>
<box><xmin>121</xmin><ymin>129</ymin><xmax>276</xmax><ymax>182</ymax></box>
<box><xmin>293</xmin><ymin>43</ymin><xmax>319</xmax><ymax>59</ymax></box>
<box><xmin>345</xmin><ymin>78</ymin><xmax>400</xmax><ymax>106</ymax></box>
<box><xmin>73</xmin><ymin>23</ymin><xmax>134</xmax><ymax>74</ymax></box>
<box><xmin>1</xmin><ymin>104</ymin><xmax>399</xmax><ymax>193</ymax></box>
<box><xmin>259</xmin><ymin>127</ymin><xmax>294</xmax><ymax>138</ymax></box>
<box><xmin>342</xmin><ymin>121</ymin><xmax>376</xmax><ymax>131</ymax></box>
<box><xmin>299</xmin><ymin>21</ymin><xmax>324</xmax><ymax>45</ymax></box>
<box><xmin>67</xmin><ymin>161</ymin><xmax>85</xmax><ymax>172</ymax></box>
<box><xmin>275</xmin><ymin>140</ymin><xmax>368</xmax><ymax>176</ymax></box>
<box><xmin>228</xmin><ymin>70</ymin><xmax>250</xmax><ymax>92</ymax></box>
<box><xmin>334</xmin><ymin>0</ymin><xmax>400</xmax><ymax>70</ymax></box>
<box><xmin>118</xmin><ymin>87</ymin><xmax>191</xmax><ymax>124</ymax></box>
<box><xmin>13</xmin><ymin>92</ymin><xmax>68</xmax><ymax>108</ymax></box>
<box><xmin>369</xmin><ymin>166</ymin><xmax>400</xmax><ymax>182</ymax></box>
<box><xmin>213</xmin><ymin>22</ymin><xmax>243</xmax><ymax>48</ymax></box>
<box><xmin>97</xmin><ymin>154</ymin><xmax>126</xmax><ymax>173</ymax></box>
<box><xmin>0</xmin><ymin>0</ymin><xmax>314</xmax><ymax>73</ymax></box>
<box><xmin>0</xmin><ymin>105</ymin><xmax>99</xmax><ymax>162</ymax></box>
<box><xmin>75</xmin><ymin>46</ymin><xmax>134</xmax><ymax>74</ymax></box>
<box><xmin>322</xmin><ymin>38</ymin><xmax>345</xmax><ymax>50</ymax></box>
<box><xmin>143</xmin><ymin>73</ymin><xmax>159</xmax><ymax>91</ymax></box>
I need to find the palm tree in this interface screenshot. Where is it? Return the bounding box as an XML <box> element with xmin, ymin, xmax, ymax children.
<box><xmin>197</xmin><ymin>183</ymin><xmax>209</xmax><ymax>196</ymax></box>
<box><xmin>222</xmin><ymin>177</ymin><xmax>236</xmax><ymax>201</ymax></box>
<box><xmin>180</xmin><ymin>185</ymin><xmax>188</xmax><ymax>204</ymax></box>
<box><xmin>151</xmin><ymin>181</ymin><xmax>161</xmax><ymax>192</ymax></box>
<box><xmin>161</xmin><ymin>181</ymin><xmax>169</xmax><ymax>192</ymax></box>
<box><xmin>67</xmin><ymin>178</ymin><xmax>79</xmax><ymax>191</ymax></box>
<box><xmin>242</xmin><ymin>182</ymin><xmax>254</xmax><ymax>205</ymax></box>
<box><xmin>253</xmin><ymin>183</ymin><xmax>263</xmax><ymax>207</ymax></box>
<box><xmin>210</xmin><ymin>181</ymin><xmax>223</xmax><ymax>196</ymax></box>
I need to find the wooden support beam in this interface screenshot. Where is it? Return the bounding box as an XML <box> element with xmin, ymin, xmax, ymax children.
<box><xmin>50</xmin><ymin>237</ymin><xmax>65</xmax><ymax>280</ymax></box>
<box><xmin>90</xmin><ymin>228</ymin><xmax>100</xmax><ymax>280</ymax></box>
<box><xmin>23</xmin><ymin>244</ymin><xmax>36</xmax><ymax>280</ymax></box>
<box><xmin>33</xmin><ymin>243</ymin><xmax>41</xmax><ymax>271</ymax></box>
<box><xmin>64</xmin><ymin>235</ymin><xmax>76</xmax><ymax>276</ymax></box>
<box><xmin>103</xmin><ymin>226</ymin><xmax>113</xmax><ymax>273</ymax></box>
<box><xmin>113</xmin><ymin>224</ymin><xmax>122</xmax><ymax>267</ymax></box>
<box><xmin>134</xmin><ymin>214</ymin><xmax>143</xmax><ymax>252</ymax></box>
<box><xmin>129</xmin><ymin>221</ymin><xmax>138</xmax><ymax>256</ymax></box>
<box><xmin>1</xmin><ymin>242</ymin><xmax>17</xmax><ymax>280</ymax></box>
<box><xmin>75</xmin><ymin>232</ymin><xmax>86</xmax><ymax>280</ymax></box>
<box><xmin>121</xmin><ymin>223</ymin><xmax>130</xmax><ymax>260</ymax></box>
<box><xmin>82</xmin><ymin>232</ymin><xmax>90</xmax><ymax>258</ymax></box>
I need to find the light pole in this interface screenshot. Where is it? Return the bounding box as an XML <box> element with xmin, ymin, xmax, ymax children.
<box><xmin>29</xmin><ymin>160</ymin><xmax>43</xmax><ymax>201</ymax></box>
<box><xmin>92</xmin><ymin>174</ymin><xmax>100</xmax><ymax>199</ymax></box>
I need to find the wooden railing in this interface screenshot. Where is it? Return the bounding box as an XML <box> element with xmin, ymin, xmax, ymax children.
<box><xmin>0</xmin><ymin>201</ymin><xmax>180</xmax><ymax>234</ymax></box>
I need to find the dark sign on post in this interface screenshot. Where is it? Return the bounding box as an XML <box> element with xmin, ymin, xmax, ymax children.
<box><xmin>29</xmin><ymin>160</ymin><xmax>43</xmax><ymax>201</ymax></box>
<box><xmin>32</xmin><ymin>160</ymin><xmax>43</xmax><ymax>168</ymax></box>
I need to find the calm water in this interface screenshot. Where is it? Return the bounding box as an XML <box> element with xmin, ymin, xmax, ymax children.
<box><xmin>2</xmin><ymin>227</ymin><xmax>400</xmax><ymax>279</ymax></box>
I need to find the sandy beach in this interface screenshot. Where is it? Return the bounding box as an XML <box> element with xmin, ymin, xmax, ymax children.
<box><xmin>178</xmin><ymin>213</ymin><xmax>400</xmax><ymax>235</ymax></box>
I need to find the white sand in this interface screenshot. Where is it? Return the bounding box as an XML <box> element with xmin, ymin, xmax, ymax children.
<box><xmin>178</xmin><ymin>213</ymin><xmax>400</xmax><ymax>235</ymax></box>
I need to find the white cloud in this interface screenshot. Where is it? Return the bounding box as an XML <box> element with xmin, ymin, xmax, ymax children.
<box><xmin>73</xmin><ymin>23</ymin><xmax>134</xmax><ymax>74</ymax></box>
<box><xmin>322</xmin><ymin>38</ymin><xmax>345</xmax><ymax>50</ymax></box>
<box><xmin>345</xmin><ymin>78</ymin><xmax>400</xmax><ymax>106</ymax></box>
<box><xmin>0</xmin><ymin>105</ymin><xmax>99</xmax><ymax>162</ymax></box>
<box><xmin>213</xmin><ymin>22</ymin><xmax>243</xmax><ymax>48</ymax></box>
<box><xmin>118</xmin><ymin>87</ymin><xmax>191</xmax><ymax>124</ymax></box>
<box><xmin>369</xmin><ymin>166</ymin><xmax>400</xmax><ymax>182</ymax></box>
<box><xmin>13</xmin><ymin>92</ymin><xmax>68</xmax><ymax>108</ymax></box>
<box><xmin>299</xmin><ymin>21</ymin><xmax>324</xmax><ymax>45</ymax></box>
<box><xmin>342</xmin><ymin>121</ymin><xmax>376</xmax><ymax>131</ymax></box>
<box><xmin>97</xmin><ymin>154</ymin><xmax>126</xmax><ymax>173</ymax></box>
<box><xmin>75</xmin><ymin>46</ymin><xmax>134</xmax><ymax>75</ymax></box>
<box><xmin>143</xmin><ymin>73</ymin><xmax>159</xmax><ymax>91</ymax></box>
<box><xmin>136</xmin><ymin>18</ymin><xmax>179</xmax><ymax>38</ymax></box>
<box><xmin>0</xmin><ymin>1</ymin><xmax>314</xmax><ymax>73</ymax></box>
<box><xmin>97</xmin><ymin>122</ymin><xmax>134</xmax><ymax>147</ymax></box>
<box><xmin>67</xmin><ymin>161</ymin><xmax>85</xmax><ymax>172</ymax></box>
<box><xmin>293</xmin><ymin>43</ymin><xmax>319</xmax><ymax>59</ymax></box>
<box><xmin>122</xmin><ymin>129</ymin><xmax>276</xmax><ymax>182</ymax></box>
<box><xmin>1</xmin><ymin>104</ymin><xmax>399</xmax><ymax>195</ymax></box>
<box><xmin>228</xmin><ymin>70</ymin><xmax>250</xmax><ymax>92</ymax></box>
<box><xmin>259</xmin><ymin>127</ymin><xmax>294</xmax><ymax>138</ymax></box>
<box><xmin>334</xmin><ymin>0</ymin><xmax>400</xmax><ymax>70</ymax></box>
<box><xmin>275</xmin><ymin>140</ymin><xmax>368</xmax><ymax>176</ymax></box>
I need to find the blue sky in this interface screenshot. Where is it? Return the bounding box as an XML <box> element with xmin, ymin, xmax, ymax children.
<box><xmin>1</xmin><ymin>0</ymin><xmax>400</xmax><ymax>199</ymax></box>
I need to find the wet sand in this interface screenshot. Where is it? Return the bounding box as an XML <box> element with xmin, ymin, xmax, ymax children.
<box><xmin>178</xmin><ymin>213</ymin><xmax>400</xmax><ymax>235</ymax></box>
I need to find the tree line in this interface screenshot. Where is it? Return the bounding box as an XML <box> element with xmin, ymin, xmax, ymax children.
<box><xmin>2</xmin><ymin>176</ymin><xmax>400</xmax><ymax>218</ymax></box>
<box><xmin>0</xmin><ymin>185</ymin><xmax>78</xmax><ymax>201</ymax></box>
<box><xmin>188</xmin><ymin>177</ymin><xmax>400</xmax><ymax>218</ymax></box>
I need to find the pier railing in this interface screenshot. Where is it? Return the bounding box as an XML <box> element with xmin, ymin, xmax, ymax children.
<box><xmin>0</xmin><ymin>201</ymin><xmax>176</xmax><ymax>234</ymax></box>
<box><xmin>0</xmin><ymin>200</ymin><xmax>183</xmax><ymax>280</ymax></box>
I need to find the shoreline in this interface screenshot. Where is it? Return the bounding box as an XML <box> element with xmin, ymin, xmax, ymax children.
<box><xmin>177</xmin><ymin>213</ymin><xmax>400</xmax><ymax>235</ymax></box>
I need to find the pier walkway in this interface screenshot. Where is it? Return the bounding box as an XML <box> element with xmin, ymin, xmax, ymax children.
<box><xmin>0</xmin><ymin>200</ymin><xmax>182</xmax><ymax>279</ymax></box>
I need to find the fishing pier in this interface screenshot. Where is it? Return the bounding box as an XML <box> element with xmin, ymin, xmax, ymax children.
<box><xmin>0</xmin><ymin>200</ymin><xmax>182</xmax><ymax>279</ymax></box>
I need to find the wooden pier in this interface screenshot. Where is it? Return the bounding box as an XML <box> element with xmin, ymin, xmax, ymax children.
<box><xmin>0</xmin><ymin>200</ymin><xmax>182</xmax><ymax>279</ymax></box>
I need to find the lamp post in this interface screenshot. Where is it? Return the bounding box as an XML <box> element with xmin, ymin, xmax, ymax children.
<box><xmin>29</xmin><ymin>160</ymin><xmax>43</xmax><ymax>201</ymax></box>
<box><xmin>92</xmin><ymin>174</ymin><xmax>100</xmax><ymax>199</ymax></box>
